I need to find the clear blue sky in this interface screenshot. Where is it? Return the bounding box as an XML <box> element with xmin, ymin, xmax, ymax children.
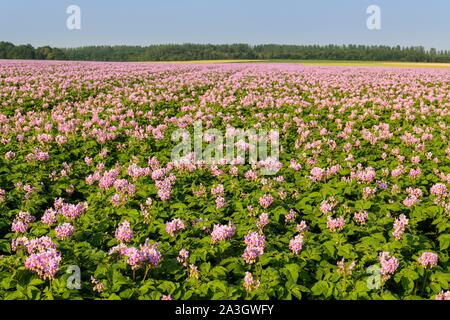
<box><xmin>1</xmin><ymin>0</ymin><xmax>449</xmax><ymax>49</ymax></box>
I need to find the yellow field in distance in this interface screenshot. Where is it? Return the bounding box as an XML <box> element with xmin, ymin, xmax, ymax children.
<box><xmin>144</xmin><ymin>59</ymin><xmax>450</xmax><ymax>68</ymax></box>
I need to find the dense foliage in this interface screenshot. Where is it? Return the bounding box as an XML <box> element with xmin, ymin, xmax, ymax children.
<box><xmin>0</xmin><ymin>61</ymin><xmax>449</xmax><ymax>300</ymax></box>
<box><xmin>2</xmin><ymin>41</ymin><xmax>450</xmax><ymax>62</ymax></box>
<box><xmin>0</xmin><ymin>42</ymin><xmax>66</xmax><ymax>61</ymax></box>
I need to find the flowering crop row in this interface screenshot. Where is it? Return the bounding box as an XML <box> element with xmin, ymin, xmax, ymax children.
<box><xmin>0</xmin><ymin>60</ymin><xmax>449</xmax><ymax>300</ymax></box>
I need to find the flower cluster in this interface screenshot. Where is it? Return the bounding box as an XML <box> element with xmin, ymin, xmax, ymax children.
<box><xmin>351</xmin><ymin>166</ymin><xmax>376</xmax><ymax>183</ymax></box>
<box><xmin>392</xmin><ymin>214</ymin><xmax>409</xmax><ymax>240</ymax></box>
<box><xmin>41</xmin><ymin>208</ymin><xmax>58</xmax><ymax>226</ymax></box>
<box><xmin>259</xmin><ymin>194</ymin><xmax>273</xmax><ymax>209</ymax></box>
<box><xmin>109</xmin><ymin>239</ymin><xmax>161</xmax><ymax>270</ymax></box>
<box><xmin>165</xmin><ymin>218</ymin><xmax>186</xmax><ymax>237</ymax></box>
<box><xmin>430</xmin><ymin>183</ymin><xmax>447</xmax><ymax>197</ymax></box>
<box><xmin>15</xmin><ymin>236</ymin><xmax>62</xmax><ymax>280</ymax></box>
<box><xmin>127</xmin><ymin>163</ymin><xmax>151</xmax><ymax>180</ymax></box>
<box><xmin>211</xmin><ymin>223</ymin><xmax>236</xmax><ymax>244</ymax></box>
<box><xmin>177</xmin><ymin>249</ymin><xmax>189</xmax><ymax>267</ymax></box>
<box><xmin>417</xmin><ymin>252</ymin><xmax>438</xmax><ymax>269</ymax></box>
<box><xmin>296</xmin><ymin>220</ymin><xmax>308</xmax><ymax>233</ymax></box>
<box><xmin>327</xmin><ymin>216</ymin><xmax>345</xmax><ymax>232</ymax></box>
<box><xmin>289</xmin><ymin>159</ymin><xmax>302</xmax><ymax>171</ymax></box>
<box><xmin>379</xmin><ymin>252</ymin><xmax>399</xmax><ymax>281</ymax></box>
<box><xmin>211</xmin><ymin>184</ymin><xmax>224</xmax><ymax>197</ymax></box>
<box><xmin>310</xmin><ymin>167</ymin><xmax>325</xmax><ymax>182</ymax></box>
<box><xmin>91</xmin><ymin>276</ymin><xmax>105</xmax><ymax>293</ymax></box>
<box><xmin>60</xmin><ymin>200</ymin><xmax>88</xmax><ymax>220</ymax></box>
<box><xmin>215</xmin><ymin>196</ymin><xmax>226</xmax><ymax>209</ymax></box>
<box><xmin>55</xmin><ymin>223</ymin><xmax>75</xmax><ymax>240</ymax></box>
<box><xmin>115</xmin><ymin>220</ymin><xmax>133</xmax><ymax>243</ymax></box>
<box><xmin>243</xmin><ymin>231</ymin><xmax>266</xmax><ymax>264</ymax></box>
<box><xmin>25</xmin><ymin>250</ymin><xmax>61</xmax><ymax>281</ymax></box>
<box><xmin>436</xmin><ymin>291</ymin><xmax>450</xmax><ymax>300</ymax></box>
<box><xmin>155</xmin><ymin>173</ymin><xmax>176</xmax><ymax>202</ymax></box>
<box><xmin>362</xmin><ymin>186</ymin><xmax>377</xmax><ymax>199</ymax></box>
<box><xmin>320</xmin><ymin>197</ymin><xmax>337</xmax><ymax>214</ymax></box>
<box><xmin>289</xmin><ymin>234</ymin><xmax>304</xmax><ymax>255</ymax></box>
<box><xmin>12</xmin><ymin>211</ymin><xmax>35</xmax><ymax>233</ymax></box>
<box><xmin>256</xmin><ymin>212</ymin><xmax>269</xmax><ymax>230</ymax></box>
<box><xmin>243</xmin><ymin>272</ymin><xmax>260</xmax><ymax>292</ymax></box>
<box><xmin>409</xmin><ymin>168</ymin><xmax>421</xmax><ymax>179</ymax></box>
<box><xmin>285</xmin><ymin>209</ymin><xmax>297</xmax><ymax>223</ymax></box>
<box><xmin>139</xmin><ymin>239</ymin><xmax>162</xmax><ymax>268</ymax></box>
<box><xmin>430</xmin><ymin>183</ymin><xmax>449</xmax><ymax>210</ymax></box>
<box><xmin>354</xmin><ymin>210</ymin><xmax>368</xmax><ymax>225</ymax></box>
<box><xmin>403</xmin><ymin>187</ymin><xmax>423</xmax><ymax>207</ymax></box>
<box><xmin>189</xmin><ymin>264</ymin><xmax>200</xmax><ymax>279</ymax></box>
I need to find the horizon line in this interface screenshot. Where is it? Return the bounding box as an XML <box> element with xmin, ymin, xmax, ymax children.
<box><xmin>2</xmin><ymin>41</ymin><xmax>449</xmax><ymax>51</ymax></box>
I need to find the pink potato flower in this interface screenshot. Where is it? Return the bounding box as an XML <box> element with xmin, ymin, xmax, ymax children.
<box><xmin>115</xmin><ymin>220</ymin><xmax>133</xmax><ymax>243</ymax></box>
<box><xmin>289</xmin><ymin>234</ymin><xmax>304</xmax><ymax>255</ymax></box>
<box><xmin>211</xmin><ymin>223</ymin><xmax>236</xmax><ymax>244</ymax></box>
<box><xmin>243</xmin><ymin>272</ymin><xmax>260</xmax><ymax>292</ymax></box>
<box><xmin>379</xmin><ymin>252</ymin><xmax>399</xmax><ymax>281</ymax></box>
<box><xmin>55</xmin><ymin>223</ymin><xmax>75</xmax><ymax>240</ymax></box>
<box><xmin>417</xmin><ymin>252</ymin><xmax>438</xmax><ymax>269</ymax></box>
<box><xmin>165</xmin><ymin>218</ymin><xmax>186</xmax><ymax>237</ymax></box>
<box><xmin>259</xmin><ymin>194</ymin><xmax>273</xmax><ymax>209</ymax></box>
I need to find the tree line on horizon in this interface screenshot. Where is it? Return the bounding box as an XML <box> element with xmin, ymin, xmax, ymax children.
<box><xmin>1</xmin><ymin>41</ymin><xmax>450</xmax><ymax>63</ymax></box>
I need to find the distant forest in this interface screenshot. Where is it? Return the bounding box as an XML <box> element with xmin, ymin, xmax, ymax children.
<box><xmin>1</xmin><ymin>42</ymin><xmax>450</xmax><ymax>62</ymax></box>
